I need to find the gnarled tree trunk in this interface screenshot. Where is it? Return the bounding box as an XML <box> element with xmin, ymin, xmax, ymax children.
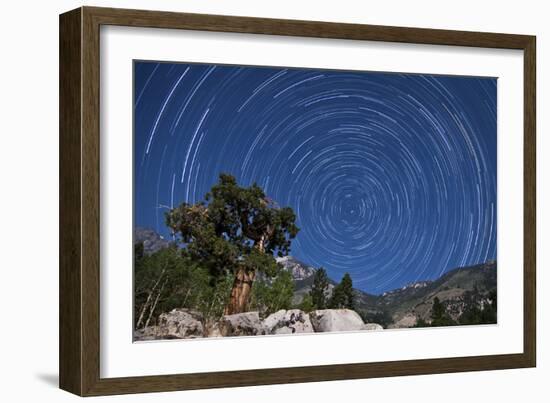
<box><xmin>225</xmin><ymin>267</ymin><xmax>256</xmax><ymax>315</ymax></box>
<box><xmin>224</xmin><ymin>233</ymin><xmax>269</xmax><ymax>315</ymax></box>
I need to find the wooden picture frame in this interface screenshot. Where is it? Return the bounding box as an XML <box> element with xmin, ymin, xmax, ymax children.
<box><xmin>59</xmin><ymin>6</ymin><xmax>536</xmax><ymax>396</ymax></box>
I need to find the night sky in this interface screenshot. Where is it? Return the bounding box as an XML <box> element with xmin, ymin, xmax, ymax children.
<box><xmin>134</xmin><ymin>61</ymin><xmax>497</xmax><ymax>295</ymax></box>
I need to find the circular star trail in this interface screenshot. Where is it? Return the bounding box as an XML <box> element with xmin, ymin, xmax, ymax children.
<box><xmin>134</xmin><ymin>61</ymin><xmax>497</xmax><ymax>294</ymax></box>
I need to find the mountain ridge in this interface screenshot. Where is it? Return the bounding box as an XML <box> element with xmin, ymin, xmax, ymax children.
<box><xmin>275</xmin><ymin>253</ymin><xmax>496</xmax><ymax>328</ymax></box>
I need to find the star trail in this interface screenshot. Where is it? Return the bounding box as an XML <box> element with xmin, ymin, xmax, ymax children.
<box><xmin>134</xmin><ymin>61</ymin><xmax>497</xmax><ymax>294</ymax></box>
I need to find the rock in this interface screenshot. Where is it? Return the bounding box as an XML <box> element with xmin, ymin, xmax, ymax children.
<box><xmin>156</xmin><ymin>308</ymin><xmax>204</xmax><ymax>338</ymax></box>
<box><xmin>204</xmin><ymin>321</ymin><xmax>223</xmax><ymax>338</ymax></box>
<box><xmin>310</xmin><ymin>309</ymin><xmax>366</xmax><ymax>332</ymax></box>
<box><xmin>262</xmin><ymin>310</ymin><xmax>286</xmax><ymax>331</ymax></box>
<box><xmin>263</xmin><ymin>309</ymin><xmax>314</xmax><ymax>335</ymax></box>
<box><xmin>220</xmin><ymin>311</ymin><xmax>265</xmax><ymax>337</ymax></box>
<box><xmin>133</xmin><ymin>326</ymin><xmax>161</xmax><ymax>341</ymax></box>
<box><xmin>388</xmin><ymin>312</ymin><xmax>418</xmax><ymax>329</ymax></box>
<box><xmin>363</xmin><ymin>323</ymin><xmax>383</xmax><ymax>331</ymax></box>
<box><xmin>276</xmin><ymin>256</ymin><xmax>316</xmax><ymax>280</ymax></box>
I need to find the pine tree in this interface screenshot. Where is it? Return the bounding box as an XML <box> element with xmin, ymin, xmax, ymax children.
<box><xmin>309</xmin><ymin>267</ymin><xmax>329</xmax><ymax>309</ymax></box>
<box><xmin>341</xmin><ymin>273</ymin><xmax>354</xmax><ymax>309</ymax></box>
<box><xmin>431</xmin><ymin>297</ymin><xmax>445</xmax><ymax>320</ymax></box>
<box><xmin>329</xmin><ymin>273</ymin><xmax>354</xmax><ymax>309</ymax></box>
<box><xmin>430</xmin><ymin>296</ymin><xmax>457</xmax><ymax>327</ymax></box>
<box><xmin>166</xmin><ymin>173</ymin><xmax>299</xmax><ymax>314</ymax></box>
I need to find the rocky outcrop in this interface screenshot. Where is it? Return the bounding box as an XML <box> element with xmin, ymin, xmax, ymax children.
<box><xmin>133</xmin><ymin>232</ymin><xmax>496</xmax><ymax>331</ymax></box>
<box><xmin>388</xmin><ymin>312</ymin><xmax>418</xmax><ymax>329</ymax></box>
<box><xmin>133</xmin><ymin>326</ymin><xmax>162</xmax><ymax>341</ymax></box>
<box><xmin>310</xmin><ymin>309</ymin><xmax>367</xmax><ymax>332</ymax></box>
<box><xmin>157</xmin><ymin>308</ymin><xmax>204</xmax><ymax>338</ymax></box>
<box><xmin>263</xmin><ymin>309</ymin><xmax>314</xmax><ymax>335</ymax></box>
<box><xmin>276</xmin><ymin>256</ymin><xmax>316</xmax><ymax>281</ymax></box>
<box><xmin>220</xmin><ymin>311</ymin><xmax>265</xmax><ymax>337</ymax></box>
<box><xmin>362</xmin><ymin>323</ymin><xmax>383</xmax><ymax>331</ymax></box>
<box><xmin>134</xmin><ymin>308</ymin><xmax>383</xmax><ymax>341</ymax></box>
<box><xmin>133</xmin><ymin>309</ymin><xmax>204</xmax><ymax>341</ymax></box>
<box><xmin>134</xmin><ymin>227</ymin><xmax>171</xmax><ymax>255</ymax></box>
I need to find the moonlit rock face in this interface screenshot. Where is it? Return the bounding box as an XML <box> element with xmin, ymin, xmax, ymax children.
<box><xmin>134</xmin><ymin>227</ymin><xmax>170</xmax><ymax>255</ymax></box>
<box><xmin>382</xmin><ymin>280</ymin><xmax>432</xmax><ymax>297</ymax></box>
<box><xmin>262</xmin><ymin>309</ymin><xmax>287</xmax><ymax>331</ymax></box>
<box><xmin>310</xmin><ymin>309</ymin><xmax>366</xmax><ymax>332</ymax></box>
<box><xmin>388</xmin><ymin>313</ymin><xmax>418</xmax><ymax>329</ymax></box>
<box><xmin>401</xmin><ymin>281</ymin><xmax>430</xmax><ymax>291</ymax></box>
<box><xmin>220</xmin><ymin>312</ymin><xmax>265</xmax><ymax>337</ymax></box>
<box><xmin>156</xmin><ymin>309</ymin><xmax>204</xmax><ymax>339</ymax></box>
<box><xmin>276</xmin><ymin>256</ymin><xmax>316</xmax><ymax>281</ymax></box>
<box><xmin>363</xmin><ymin>323</ymin><xmax>383</xmax><ymax>331</ymax></box>
<box><xmin>134</xmin><ymin>62</ymin><xmax>497</xmax><ymax>295</ymax></box>
<box><xmin>263</xmin><ymin>309</ymin><xmax>314</xmax><ymax>334</ymax></box>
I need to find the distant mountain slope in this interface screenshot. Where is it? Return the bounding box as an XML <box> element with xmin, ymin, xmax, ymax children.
<box><xmin>276</xmin><ymin>256</ymin><xmax>338</xmax><ymax>305</ymax></box>
<box><xmin>282</xmin><ymin>257</ymin><xmax>496</xmax><ymax>328</ymax></box>
<box><xmin>373</xmin><ymin>261</ymin><xmax>497</xmax><ymax>327</ymax></box>
<box><xmin>134</xmin><ymin>227</ymin><xmax>171</xmax><ymax>255</ymax></box>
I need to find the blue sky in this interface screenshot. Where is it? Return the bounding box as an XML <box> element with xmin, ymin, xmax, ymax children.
<box><xmin>134</xmin><ymin>61</ymin><xmax>497</xmax><ymax>294</ymax></box>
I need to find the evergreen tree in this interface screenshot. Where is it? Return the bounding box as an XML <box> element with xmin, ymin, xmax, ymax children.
<box><xmin>414</xmin><ymin>318</ymin><xmax>429</xmax><ymax>328</ymax></box>
<box><xmin>166</xmin><ymin>173</ymin><xmax>299</xmax><ymax>314</ymax></box>
<box><xmin>458</xmin><ymin>305</ymin><xmax>483</xmax><ymax>325</ymax></box>
<box><xmin>489</xmin><ymin>289</ymin><xmax>497</xmax><ymax>310</ymax></box>
<box><xmin>430</xmin><ymin>296</ymin><xmax>457</xmax><ymax>327</ymax></box>
<box><xmin>432</xmin><ymin>297</ymin><xmax>445</xmax><ymax>320</ymax></box>
<box><xmin>134</xmin><ymin>241</ymin><xmax>144</xmax><ymax>261</ymax></box>
<box><xmin>458</xmin><ymin>289</ymin><xmax>497</xmax><ymax>325</ymax></box>
<box><xmin>309</xmin><ymin>267</ymin><xmax>329</xmax><ymax>309</ymax></box>
<box><xmin>360</xmin><ymin>310</ymin><xmax>393</xmax><ymax>329</ymax></box>
<box><xmin>341</xmin><ymin>273</ymin><xmax>355</xmax><ymax>309</ymax></box>
<box><xmin>329</xmin><ymin>273</ymin><xmax>354</xmax><ymax>309</ymax></box>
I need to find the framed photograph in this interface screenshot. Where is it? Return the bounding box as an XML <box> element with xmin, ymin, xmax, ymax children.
<box><xmin>59</xmin><ymin>6</ymin><xmax>536</xmax><ymax>396</ymax></box>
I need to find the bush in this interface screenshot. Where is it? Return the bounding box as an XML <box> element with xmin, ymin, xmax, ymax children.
<box><xmin>298</xmin><ymin>294</ymin><xmax>315</xmax><ymax>313</ymax></box>
<box><xmin>134</xmin><ymin>246</ymin><xmax>231</xmax><ymax>328</ymax></box>
<box><xmin>250</xmin><ymin>270</ymin><xmax>294</xmax><ymax>316</ymax></box>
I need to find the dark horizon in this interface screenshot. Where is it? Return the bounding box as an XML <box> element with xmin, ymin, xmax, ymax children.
<box><xmin>134</xmin><ymin>61</ymin><xmax>497</xmax><ymax>295</ymax></box>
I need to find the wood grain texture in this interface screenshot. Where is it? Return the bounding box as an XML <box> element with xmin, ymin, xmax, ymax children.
<box><xmin>59</xmin><ymin>6</ymin><xmax>537</xmax><ymax>396</ymax></box>
<box><xmin>84</xmin><ymin>353</ymin><xmax>533</xmax><ymax>396</ymax></box>
<box><xmin>59</xmin><ymin>8</ymin><xmax>82</xmax><ymax>396</ymax></box>
<box><xmin>85</xmin><ymin>6</ymin><xmax>532</xmax><ymax>49</ymax></box>
<box><xmin>523</xmin><ymin>38</ymin><xmax>537</xmax><ymax>367</ymax></box>
<box><xmin>80</xmin><ymin>6</ymin><xmax>102</xmax><ymax>396</ymax></box>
